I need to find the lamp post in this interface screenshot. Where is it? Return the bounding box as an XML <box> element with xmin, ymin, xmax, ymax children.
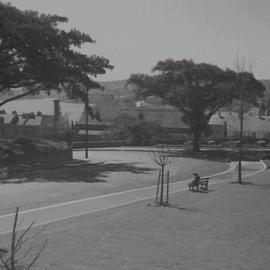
<box><xmin>238</xmin><ymin>85</ymin><xmax>243</xmax><ymax>184</ymax></box>
<box><xmin>235</xmin><ymin>54</ymin><xmax>254</xmax><ymax>184</ymax></box>
<box><xmin>85</xmin><ymin>88</ymin><xmax>89</xmax><ymax>159</ymax></box>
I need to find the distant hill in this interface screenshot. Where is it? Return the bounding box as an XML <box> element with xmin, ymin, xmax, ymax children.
<box><xmin>1</xmin><ymin>79</ymin><xmax>269</xmax><ymax>103</ymax></box>
<box><xmin>97</xmin><ymin>79</ymin><xmax>270</xmax><ymax>102</ymax></box>
<box><xmin>98</xmin><ymin>80</ymin><xmax>165</xmax><ymax>105</ymax></box>
<box><xmin>98</xmin><ymin>80</ymin><xmax>135</xmax><ymax>98</ymax></box>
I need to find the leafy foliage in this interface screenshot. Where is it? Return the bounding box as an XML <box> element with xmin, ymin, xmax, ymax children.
<box><xmin>128</xmin><ymin>59</ymin><xmax>265</xmax><ymax>151</ymax></box>
<box><xmin>0</xmin><ymin>2</ymin><xmax>113</xmax><ymax>106</ymax></box>
<box><xmin>105</xmin><ymin>113</ymin><xmax>161</xmax><ymax>145</ymax></box>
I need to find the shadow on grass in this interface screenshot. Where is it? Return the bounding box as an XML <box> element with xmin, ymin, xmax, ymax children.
<box><xmin>166</xmin><ymin>203</ymin><xmax>198</xmax><ymax>212</ymax></box>
<box><xmin>257</xmin><ymin>184</ymin><xmax>270</xmax><ymax>190</ymax></box>
<box><xmin>230</xmin><ymin>181</ymin><xmax>270</xmax><ymax>191</ymax></box>
<box><xmin>229</xmin><ymin>181</ymin><xmax>270</xmax><ymax>192</ymax></box>
<box><xmin>188</xmin><ymin>189</ymin><xmax>215</xmax><ymax>193</ymax></box>
<box><xmin>4</xmin><ymin>162</ymin><xmax>156</xmax><ymax>184</ymax></box>
<box><xmin>230</xmin><ymin>181</ymin><xmax>257</xmax><ymax>186</ymax></box>
<box><xmin>147</xmin><ymin>202</ymin><xmax>197</xmax><ymax>212</ymax></box>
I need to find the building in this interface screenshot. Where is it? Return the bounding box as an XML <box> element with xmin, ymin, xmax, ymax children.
<box><xmin>209</xmin><ymin>112</ymin><xmax>270</xmax><ymax>139</ymax></box>
<box><xmin>74</xmin><ymin>105</ymin><xmax>110</xmax><ymax>140</ymax></box>
<box><xmin>0</xmin><ymin>99</ymin><xmax>69</xmax><ymax>139</ymax></box>
<box><xmin>73</xmin><ymin>94</ymin><xmax>135</xmax><ymax>140</ymax></box>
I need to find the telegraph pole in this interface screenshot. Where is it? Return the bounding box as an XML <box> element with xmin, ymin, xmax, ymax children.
<box><xmin>238</xmin><ymin>85</ymin><xmax>243</xmax><ymax>184</ymax></box>
<box><xmin>235</xmin><ymin>53</ymin><xmax>255</xmax><ymax>184</ymax></box>
<box><xmin>85</xmin><ymin>88</ymin><xmax>89</xmax><ymax>159</ymax></box>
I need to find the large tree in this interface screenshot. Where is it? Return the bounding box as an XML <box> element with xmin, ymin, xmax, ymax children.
<box><xmin>128</xmin><ymin>59</ymin><xmax>265</xmax><ymax>152</ymax></box>
<box><xmin>0</xmin><ymin>2</ymin><xmax>113</xmax><ymax>106</ymax></box>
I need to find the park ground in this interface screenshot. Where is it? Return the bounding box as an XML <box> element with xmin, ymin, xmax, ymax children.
<box><xmin>0</xmin><ymin>149</ymin><xmax>269</xmax><ymax>269</ymax></box>
<box><xmin>0</xmin><ymin>149</ymin><xmax>227</xmax><ymax>215</ymax></box>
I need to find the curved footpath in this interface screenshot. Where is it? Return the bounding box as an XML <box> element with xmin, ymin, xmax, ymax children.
<box><xmin>0</xmin><ymin>161</ymin><xmax>265</xmax><ymax>235</ymax></box>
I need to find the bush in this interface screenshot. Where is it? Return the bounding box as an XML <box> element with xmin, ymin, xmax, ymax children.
<box><xmin>106</xmin><ymin>113</ymin><xmax>162</xmax><ymax>146</ymax></box>
<box><xmin>0</xmin><ymin>137</ymin><xmax>72</xmax><ymax>166</ymax></box>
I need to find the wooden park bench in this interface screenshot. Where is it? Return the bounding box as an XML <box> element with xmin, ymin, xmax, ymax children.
<box><xmin>188</xmin><ymin>177</ymin><xmax>209</xmax><ymax>191</ymax></box>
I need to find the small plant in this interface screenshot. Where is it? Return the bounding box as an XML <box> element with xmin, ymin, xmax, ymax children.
<box><xmin>151</xmin><ymin>145</ymin><xmax>172</xmax><ymax>205</ymax></box>
<box><xmin>0</xmin><ymin>207</ymin><xmax>47</xmax><ymax>270</ymax></box>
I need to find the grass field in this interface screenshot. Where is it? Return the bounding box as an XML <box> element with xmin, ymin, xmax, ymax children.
<box><xmin>0</xmin><ymin>165</ymin><xmax>268</xmax><ymax>270</ymax></box>
<box><xmin>0</xmin><ymin>150</ymin><xmax>227</xmax><ymax>215</ymax></box>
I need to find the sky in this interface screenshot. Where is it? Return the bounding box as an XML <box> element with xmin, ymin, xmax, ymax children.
<box><xmin>4</xmin><ymin>0</ymin><xmax>270</xmax><ymax>81</ymax></box>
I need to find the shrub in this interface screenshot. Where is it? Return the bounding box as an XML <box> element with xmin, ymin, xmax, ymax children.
<box><xmin>105</xmin><ymin>113</ymin><xmax>161</xmax><ymax>146</ymax></box>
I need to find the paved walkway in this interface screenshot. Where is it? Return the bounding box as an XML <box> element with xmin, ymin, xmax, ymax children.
<box><xmin>0</xmin><ymin>161</ymin><xmax>265</xmax><ymax>235</ymax></box>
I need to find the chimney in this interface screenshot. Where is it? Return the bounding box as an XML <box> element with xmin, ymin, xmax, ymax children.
<box><xmin>54</xmin><ymin>99</ymin><xmax>60</xmax><ymax>121</ymax></box>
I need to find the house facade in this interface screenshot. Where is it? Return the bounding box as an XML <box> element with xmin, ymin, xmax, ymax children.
<box><xmin>209</xmin><ymin>111</ymin><xmax>270</xmax><ymax>139</ymax></box>
<box><xmin>0</xmin><ymin>99</ymin><xmax>69</xmax><ymax>139</ymax></box>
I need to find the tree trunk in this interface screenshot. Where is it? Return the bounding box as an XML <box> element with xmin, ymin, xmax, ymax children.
<box><xmin>192</xmin><ymin>128</ymin><xmax>201</xmax><ymax>152</ymax></box>
<box><xmin>192</xmin><ymin>139</ymin><xmax>200</xmax><ymax>152</ymax></box>
<box><xmin>160</xmin><ymin>165</ymin><xmax>164</xmax><ymax>205</ymax></box>
<box><xmin>85</xmin><ymin>88</ymin><xmax>89</xmax><ymax>159</ymax></box>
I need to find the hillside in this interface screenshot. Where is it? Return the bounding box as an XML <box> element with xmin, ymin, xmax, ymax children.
<box><xmin>99</xmin><ymin>80</ymin><xmax>131</xmax><ymax>97</ymax></box>
<box><xmin>87</xmin><ymin>79</ymin><xmax>270</xmax><ymax>102</ymax></box>
<box><xmin>0</xmin><ymin>79</ymin><xmax>269</xmax><ymax>103</ymax></box>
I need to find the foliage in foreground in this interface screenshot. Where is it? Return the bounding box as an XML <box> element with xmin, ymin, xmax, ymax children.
<box><xmin>0</xmin><ymin>2</ymin><xmax>113</xmax><ymax>106</ymax></box>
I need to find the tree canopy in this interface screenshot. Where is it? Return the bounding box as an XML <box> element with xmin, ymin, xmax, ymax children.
<box><xmin>128</xmin><ymin>59</ymin><xmax>265</xmax><ymax>151</ymax></box>
<box><xmin>105</xmin><ymin>113</ymin><xmax>162</xmax><ymax>145</ymax></box>
<box><xmin>0</xmin><ymin>2</ymin><xmax>113</xmax><ymax>106</ymax></box>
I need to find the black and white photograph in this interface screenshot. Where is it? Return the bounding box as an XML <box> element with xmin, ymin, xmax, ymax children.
<box><xmin>0</xmin><ymin>1</ymin><xmax>269</xmax><ymax>269</ymax></box>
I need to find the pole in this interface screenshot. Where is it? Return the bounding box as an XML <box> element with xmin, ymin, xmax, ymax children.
<box><xmin>238</xmin><ymin>86</ymin><xmax>243</xmax><ymax>184</ymax></box>
<box><xmin>85</xmin><ymin>88</ymin><xmax>89</xmax><ymax>159</ymax></box>
<box><xmin>160</xmin><ymin>165</ymin><xmax>164</xmax><ymax>205</ymax></box>
<box><xmin>155</xmin><ymin>170</ymin><xmax>161</xmax><ymax>203</ymax></box>
<box><xmin>166</xmin><ymin>170</ymin><xmax>170</xmax><ymax>204</ymax></box>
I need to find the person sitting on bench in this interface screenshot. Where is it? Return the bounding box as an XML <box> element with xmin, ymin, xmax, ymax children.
<box><xmin>189</xmin><ymin>173</ymin><xmax>200</xmax><ymax>189</ymax></box>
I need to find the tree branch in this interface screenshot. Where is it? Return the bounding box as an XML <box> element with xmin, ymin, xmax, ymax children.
<box><xmin>0</xmin><ymin>89</ymin><xmax>38</xmax><ymax>107</ymax></box>
<box><xmin>26</xmin><ymin>239</ymin><xmax>48</xmax><ymax>270</ymax></box>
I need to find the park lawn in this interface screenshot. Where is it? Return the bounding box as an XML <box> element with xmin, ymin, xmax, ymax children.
<box><xmin>0</xmin><ymin>151</ymin><xmax>227</xmax><ymax>215</ymax></box>
<box><xmin>1</xmin><ymin>168</ymin><xmax>269</xmax><ymax>270</ymax></box>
